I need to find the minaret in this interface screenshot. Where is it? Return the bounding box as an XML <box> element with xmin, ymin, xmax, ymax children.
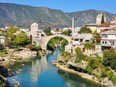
<box><xmin>72</xmin><ymin>17</ymin><xmax>74</xmax><ymax>36</ymax></box>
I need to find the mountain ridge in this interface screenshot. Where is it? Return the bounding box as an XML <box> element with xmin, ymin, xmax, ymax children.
<box><xmin>0</xmin><ymin>2</ymin><xmax>115</xmax><ymax>28</ymax></box>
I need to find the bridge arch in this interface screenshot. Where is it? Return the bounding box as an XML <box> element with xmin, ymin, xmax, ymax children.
<box><xmin>41</xmin><ymin>34</ymin><xmax>72</xmax><ymax>50</ymax></box>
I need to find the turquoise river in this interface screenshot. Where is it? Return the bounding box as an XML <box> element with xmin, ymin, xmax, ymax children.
<box><xmin>7</xmin><ymin>48</ymin><xmax>101</xmax><ymax>87</ymax></box>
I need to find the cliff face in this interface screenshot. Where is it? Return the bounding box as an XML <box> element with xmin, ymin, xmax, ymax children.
<box><xmin>0</xmin><ymin>3</ymin><xmax>115</xmax><ymax>28</ymax></box>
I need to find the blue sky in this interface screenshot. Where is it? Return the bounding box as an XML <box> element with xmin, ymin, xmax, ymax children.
<box><xmin>0</xmin><ymin>0</ymin><xmax>116</xmax><ymax>13</ymax></box>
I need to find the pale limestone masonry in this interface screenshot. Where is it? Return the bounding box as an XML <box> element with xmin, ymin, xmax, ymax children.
<box><xmin>96</xmin><ymin>13</ymin><xmax>106</xmax><ymax>25</ymax></box>
<box><xmin>0</xmin><ymin>36</ymin><xmax>5</xmax><ymax>44</ymax></box>
<box><xmin>29</xmin><ymin>22</ymin><xmax>42</xmax><ymax>46</ymax></box>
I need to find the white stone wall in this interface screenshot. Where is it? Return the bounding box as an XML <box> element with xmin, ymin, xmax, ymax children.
<box><xmin>101</xmin><ymin>34</ymin><xmax>116</xmax><ymax>47</ymax></box>
<box><xmin>0</xmin><ymin>38</ymin><xmax>5</xmax><ymax>44</ymax></box>
<box><xmin>31</xmin><ymin>23</ymin><xmax>38</xmax><ymax>32</ymax></box>
<box><xmin>96</xmin><ymin>14</ymin><xmax>106</xmax><ymax>25</ymax></box>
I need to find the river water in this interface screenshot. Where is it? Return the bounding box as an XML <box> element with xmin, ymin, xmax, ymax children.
<box><xmin>7</xmin><ymin>48</ymin><xmax>101</xmax><ymax>87</ymax></box>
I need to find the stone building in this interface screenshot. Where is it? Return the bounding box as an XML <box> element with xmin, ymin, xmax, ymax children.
<box><xmin>85</xmin><ymin>23</ymin><xmax>97</xmax><ymax>33</ymax></box>
<box><xmin>96</xmin><ymin>13</ymin><xmax>106</xmax><ymax>25</ymax></box>
<box><xmin>110</xmin><ymin>17</ymin><xmax>116</xmax><ymax>29</ymax></box>
<box><xmin>29</xmin><ymin>22</ymin><xmax>42</xmax><ymax>46</ymax></box>
<box><xmin>0</xmin><ymin>36</ymin><xmax>5</xmax><ymax>44</ymax></box>
<box><xmin>101</xmin><ymin>30</ymin><xmax>116</xmax><ymax>50</ymax></box>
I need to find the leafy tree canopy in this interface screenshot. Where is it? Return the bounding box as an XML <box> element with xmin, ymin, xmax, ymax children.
<box><xmin>44</xmin><ymin>27</ymin><xmax>52</xmax><ymax>36</ymax></box>
<box><xmin>101</xmin><ymin>14</ymin><xmax>105</xmax><ymax>24</ymax></box>
<box><xmin>79</xmin><ymin>26</ymin><xmax>92</xmax><ymax>33</ymax></box>
<box><xmin>7</xmin><ymin>26</ymin><xmax>19</xmax><ymax>36</ymax></box>
<box><xmin>93</xmin><ymin>32</ymin><xmax>101</xmax><ymax>44</ymax></box>
<box><xmin>0</xmin><ymin>44</ymin><xmax>4</xmax><ymax>51</ymax></box>
<box><xmin>84</xmin><ymin>42</ymin><xmax>95</xmax><ymax>50</ymax></box>
<box><xmin>5</xmin><ymin>26</ymin><xmax>19</xmax><ymax>46</ymax></box>
<box><xmin>103</xmin><ymin>48</ymin><xmax>116</xmax><ymax>71</ymax></box>
<box><xmin>62</xmin><ymin>29</ymin><xmax>72</xmax><ymax>36</ymax></box>
<box><xmin>14</xmin><ymin>32</ymin><xmax>30</xmax><ymax>46</ymax></box>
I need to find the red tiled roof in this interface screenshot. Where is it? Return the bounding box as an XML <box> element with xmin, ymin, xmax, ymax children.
<box><xmin>110</xmin><ymin>23</ymin><xmax>116</xmax><ymax>25</ymax></box>
<box><xmin>112</xmin><ymin>17</ymin><xmax>116</xmax><ymax>21</ymax></box>
<box><xmin>98</xmin><ymin>23</ymin><xmax>110</xmax><ymax>27</ymax></box>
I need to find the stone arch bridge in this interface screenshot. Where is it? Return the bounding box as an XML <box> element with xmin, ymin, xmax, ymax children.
<box><xmin>41</xmin><ymin>34</ymin><xmax>72</xmax><ymax>50</ymax></box>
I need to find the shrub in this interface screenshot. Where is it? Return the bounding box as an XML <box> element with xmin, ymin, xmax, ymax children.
<box><xmin>103</xmin><ymin>48</ymin><xmax>116</xmax><ymax>71</ymax></box>
<box><xmin>79</xmin><ymin>26</ymin><xmax>92</xmax><ymax>33</ymax></box>
<box><xmin>106</xmin><ymin>70</ymin><xmax>114</xmax><ymax>79</ymax></box>
<box><xmin>88</xmin><ymin>59</ymin><xmax>100</xmax><ymax>69</ymax></box>
<box><xmin>0</xmin><ymin>44</ymin><xmax>4</xmax><ymax>51</ymax></box>
<box><xmin>29</xmin><ymin>45</ymin><xmax>42</xmax><ymax>51</ymax></box>
<box><xmin>86</xmin><ymin>65</ymin><xmax>93</xmax><ymax>74</ymax></box>
<box><xmin>61</xmin><ymin>51</ymin><xmax>72</xmax><ymax>63</ymax></box>
<box><xmin>111</xmin><ymin>75</ymin><xmax>116</xmax><ymax>84</ymax></box>
<box><xmin>75</xmin><ymin>47</ymin><xmax>86</xmax><ymax>62</ymax></box>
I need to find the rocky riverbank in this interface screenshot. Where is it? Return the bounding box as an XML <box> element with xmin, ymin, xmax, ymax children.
<box><xmin>0</xmin><ymin>48</ymin><xmax>38</xmax><ymax>68</ymax></box>
<box><xmin>0</xmin><ymin>48</ymin><xmax>44</xmax><ymax>87</ymax></box>
<box><xmin>0</xmin><ymin>47</ymin><xmax>52</xmax><ymax>87</ymax></box>
<box><xmin>53</xmin><ymin>62</ymin><xmax>116</xmax><ymax>87</ymax></box>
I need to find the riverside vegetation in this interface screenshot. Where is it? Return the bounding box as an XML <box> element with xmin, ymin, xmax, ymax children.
<box><xmin>0</xmin><ymin>26</ymin><xmax>70</xmax><ymax>87</ymax></box>
<box><xmin>0</xmin><ymin>26</ymin><xmax>43</xmax><ymax>87</ymax></box>
<box><xmin>57</xmin><ymin>47</ymin><xmax>116</xmax><ymax>87</ymax></box>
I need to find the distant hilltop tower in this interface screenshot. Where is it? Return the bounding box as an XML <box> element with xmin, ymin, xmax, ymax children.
<box><xmin>96</xmin><ymin>13</ymin><xmax>106</xmax><ymax>25</ymax></box>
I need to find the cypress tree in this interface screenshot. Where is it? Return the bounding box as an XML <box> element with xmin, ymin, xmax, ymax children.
<box><xmin>101</xmin><ymin>14</ymin><xmax>105</xmax><ymax>24</ymax></box>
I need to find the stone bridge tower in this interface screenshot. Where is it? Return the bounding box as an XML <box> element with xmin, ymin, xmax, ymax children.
<box><xmin>29</xmin><ymin>22</ymin><xmax>42</xmax><ymax>46</ymax></box>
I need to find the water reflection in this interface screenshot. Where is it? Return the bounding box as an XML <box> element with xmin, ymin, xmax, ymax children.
<box><xmin>31</xmin><ymin>55</ymin><xmax>48</xmax><ymax>82</ymax></box>
<box><xmin>58</xmin><ymin>70</ymin><xmax>101</xmax><ymax>87</ymax></box>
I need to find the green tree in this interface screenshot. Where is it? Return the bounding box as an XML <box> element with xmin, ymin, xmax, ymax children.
<box><xmin>101</xmin><ymin>14</ymin><xmax>105</xmax><ymax>24</ymax></box>
<box><xmin>7</xmin><ymin>26</ymin><xmax>19</xmax><ymax>40</ymax></box>
<box><xmin>75</xmin><ymin>47</ymin><xmax>86</xmax><ymax>62</ymax></box>
<box><xmin>62</xmin><ymin>29</ymin><xmax>72</xmax><ymax>36</ymax></box>
<box><xmin>88</xmin><ymin>59</ymin><xmax>99</xmax><ymax>69</ymax></box>
<box><xmin>0</xmin><ymin>44</ymin><xmax>4</xmax><ymax>51</ymax></box>
<box><xmin>61</xmin><ymin>51</ymin><xmax>72</xmax><ymax>63</ymax></box>
<box><xmin>103</xmin><ymin>48</ymin><xmax>116</xmax><ymax>71</ymax></box>
<box><xmin>44</xmin><ymin>27</ymin><xmax>52</xmax><ymax>36</ymax></box>
<box><xmin>14</xmin><ymin>32</ymin><xmax>30</xmax><ymax>46</ymax></box>
<box><xmin>5</xmin><ymin>26</ymin><xmax>19</xmax><ymax>47</ymax></box>
<box><xmin>84</xmin><ymin>42</ymin><xmax>95</xmax><ymax>50</ymax></box>
<box><xmin>79</xmin><ymin>26</ymin><xmax>92</xmax><ymax>33</ymax></box>
<box><xmin>93</xmin><ymin>32</ymin><xmax>101</xmax><ymax>44</ymax></box>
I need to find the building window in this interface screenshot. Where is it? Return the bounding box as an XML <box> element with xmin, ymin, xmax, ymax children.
<box><xmin>80</xmin><ymin>39</ymin><xmax>83</xmax><ymax>42</ymax></box>
<box><xmin>85</xmin><ymin>40</ymin><xmax>89</xmax><ymax>42</ymax></box>
<box><xmin>74</xmin><ymin>39</ymin><xmax>79</xmax><ymax>41</ymax></box>
<box><xmin>102</xmin><ymin>41</ymin><xmax>104</xmax><ymax>44</ymax></box>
